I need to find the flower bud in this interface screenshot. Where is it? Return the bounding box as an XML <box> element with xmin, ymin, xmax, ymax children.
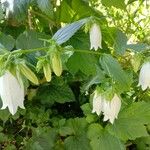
<box><xmin>51</xmin><ymin>53</ymin><xmax>62</xmax><ymax>76</ymax></box>
<box><xmin>43</xmin><ymin>63</ymin><xmax>52</xmax><ymax>82</ymax></box>
<box><xmin>19</xmin><ymin>64</ymin><xmax>39</xmax><ymax>85</ymax></box>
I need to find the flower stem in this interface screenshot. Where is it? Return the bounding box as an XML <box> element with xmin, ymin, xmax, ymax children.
<box><xmin>12</xmin><ymin>47</ymin><xmax>49</xmax><ymax>54</ymax></box>
<box><xmin>74</xmin><ymin>49</ymin><xmax>102</xmax><ymax>55</ymax></box>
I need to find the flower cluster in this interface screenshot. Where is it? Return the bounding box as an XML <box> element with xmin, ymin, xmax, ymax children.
<box><xmin>0</xmin><ymin>71</ymin><xmax>24</xmax><ymax>115</ymax></box>
<box><xmin>92</xmin><ymin>90</ymin><xmax>121</xmax><ymax>124</ymax></box>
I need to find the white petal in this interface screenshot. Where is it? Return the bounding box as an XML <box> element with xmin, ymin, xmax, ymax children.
<box><xmin>138</xmin><ymin>62</ymin><xmax>150</xmax><ymax>90</ymax></box>
<box><xmin>92</xmin><ymin>91</ymin><xmax>103</xmax><ymax>116</ymax></box>
<box><xmin>0</xmin><ymin>71</ymin><xmax>25</xmax><ymax>115</ymax></box>
<box><xmin>102</xmin><ymin>94</ymin><xmax>121</xmax><ymax>124</ymax></box>
<box><xmin>90</xmin><ymin>23</ymin><xmax>102</xmax><ymax>51</ymax></box>
<box><xmin>1</xmin><ymin>0</ymin><xmax>14</xmax><ymax>18</ymax></box>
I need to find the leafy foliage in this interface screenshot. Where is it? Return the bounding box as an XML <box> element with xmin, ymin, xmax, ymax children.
<box><xmin>107</xmin><ymin>102</ymin><xmax>150</xmax><ymax>141</ymax></box>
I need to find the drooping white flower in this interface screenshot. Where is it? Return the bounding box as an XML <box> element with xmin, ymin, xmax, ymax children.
<box><xmin>89</xmin><ymin>23</ymin><xmax>102</xmax><ymax>51</ymax></box>
<box><xmin>0</xmin><ymin>71</ymin><xmax>25</xmax><ymax>115</ymax></box>
<box><xmin>92</xmin><ymin>91</ymin><xmax>121</xmax><ymax>124</ymax></box>
<box><xmin>103</xmin><ymin>94</ymin><xmax>121</xmax><ymax>124</ymax></box>
<box><xmin>138</xmin><ymin>62</ymin><xmax>150</xmax><ymax>90</ymax></box>
<box><xmin>1</xmin><ymin>0</ymin><xmax>14</xmax><ymax>18</ymax></box>
<box><xmin>92</xmin><ymin>91</ymin><xmax>104</xmax><ymax>116</ymax></box>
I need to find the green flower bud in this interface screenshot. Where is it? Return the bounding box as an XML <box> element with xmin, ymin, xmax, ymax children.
<box><xmin>51</xmin><ymin>53</ymin><xmax>62</xmax><ymax>76</ymax></box>
<box><xmin>43</xmin><ymin>63</ymin><xmax>52</xmax><ymax>82</ymax></box>
<box><xmin>19</xmin><ymin>64</ymin><xmax>39</xmax><ymax>85</ymax></box>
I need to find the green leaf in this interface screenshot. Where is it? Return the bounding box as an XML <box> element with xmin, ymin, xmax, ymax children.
<box><xmin>0</xmin><ymin>32</ymin><xmax>15</xmax><ymax>50</ymax></box>
<box><xmin>56</xmin><ymin>1</ymin><xmax>75</xmax><ymax>23</ymax></box>
<box><xmin>101</xmin><ymin>0</ymin><xmax>126</xmax><ymax>10</ymax></box>
<box><xmin>0</xmin><ymin>109</ymin><xmax>10</xmax><ymax>123</ymax></box>
<box><xmin>0</xmin><ymin>132</ymin><xmax>8</xmax><ymax>143</ymax></box>
<box><xmin>106</xmin><ymin>102</ymin><xmax>150</xmax><ymax>141</ymax></box>
<box><xmin>16</xmin><ymin>30</ymin><xmax>49</xmax><ymax>49</ymax></box>
<box><xmin>24</xmin><ymin>127</ymin><xmax>57</xmax><ymax>150</ymax></box>
<box><xmin>3</xmin><ymin>144</ymin><xmax>16</xmax><ymax>150</ymax></box>
<box><xmin>81</xmin><ymin>103</ymin><xmax>92</xmax><ymax>116</ymax></box>
<box><xmin>67</xmin><ymin>52</ymin><xmax>97</xmax><ymax>75</ymax></box>
<box><xmin>71</xmin><ymin>0</ymin><xmax>102</xmax><ymax>19</ymax></box>
<box><xmin>126</xmin><ymin>43</ymin><xmax>149</xmax><ymax>52</ymax></box>
<box><xmin>52</xmin><ymin>19</ymin><xmax>87</xmax><ymax>45</ymax></box>
<box><xmin>81</xmin><ymin>67</ymin><xmax>105</xmax><ymax>92</ymax></box>
<box><xmin>87</xmin><ymin>124</ymin><xmax>125</xmax><ymax>150</ymax></box>
<box><xmin>114</xmin><ymin>30</ymin><xmax>127</xmax><ymax>55</ymax></box>
<box><xmin>13</xmin><ymin>0</ymin><xmax>30</xmax><ymax>21</ymax></box>
<box><xmin>35</xmin><ymin>83</ymin><xmax>75</xmax><ymax>104</ymax></box>
<box><xmin>63</xmin><ymin>118</ymin><xmax>91</xmax><ymax>150</ymax></box>
<box><xmin>37</xmin><ymin>0</ymin><xmax>54</xmax><ymax>17</ymax></box>
<box><xmin>64</xmin><ymin>135</ymin><xmax>91</xmax><ymax>150</ymax></box>
<box><xmin>100</xmin><ymin>54</ymin><xmax>131</xmax><ymax>92</ymax></box>
<box><xmin>135</xmin><ymin>136</ymin><xmax>150</xmax><ymax>150</ymax></box>
<box><xmin>65</xmin><ymin>118</ymin><xmax>88</xmax><ymax>136</ymax></box>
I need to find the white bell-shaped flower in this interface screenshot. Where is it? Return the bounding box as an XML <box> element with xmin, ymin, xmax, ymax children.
<box><xmin>0</xmin><ymin>71</ymin><xmax>25</xmax><ymax>115</ymax></box>
<box><xmin>89</xmin><ymin>23</ymin><xmax>102</xmax><ymax>51</ymax></box>
<box><xmin>92</xmin><ymin>90</ymin><xmax>121</xmax><ymax>124</ymax></box>
<box><xmin>103</xmin><ymin>94</ymin><xmax>121</xmax><ymax>124</ymax></box>
<box><xmin>92</xmin><ymin>91</ymin><xmax>104</xmax><ymax>116</ymax></box>
<box><xmin>1</xmin><ymin>0</ymin><xmax>14</xmax><ymax>18</ymax></box>
<box><xmin>138</xmin><ymin>62</ymin><xmax>150</xmax><ymax>90</ymax></box>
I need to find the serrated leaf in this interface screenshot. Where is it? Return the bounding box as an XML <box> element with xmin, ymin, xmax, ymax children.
<box><xmin>24</xmin><ymin>127</ymin><xmax>57</xmax><ymax>150</ymax></box>
<box><xmin>65</xmin><ymin>118</ymin><xmax>88</xmax><ymax>136</ymax></box>
<box><xmin>52</xmin><ymin>19</ymin><xmax>87</xmax><ymax>45</ymax></box>
<box><xmin>106</xmin><ymin>102</ymin><xmax>150</xmax><ymax>141</ymax></box>
<box><xmin>114</xmin><ymin>30</ymin><xmax>127</xmax><ymax>55</ymax></box>
<box><xmin>37</xmin><ymin>0</ymin><xmax>53</xmax><ymax>17</ymax></box>
<box><xmin>67</xmin><ymin>52</ymin><xmax>97</xmax><ymax>75</ymax></box>
<box><xmin>126</xmin><ymin>43</ymin><xmax>149</xmax><ymax>52</ymax></box>
<box><xmin>63</xmin><ymin>118</ymin><xmax>91</xmax><ymax>150</ymax></box>
<box><xmin>64</xmin><ymin>135</ymin><xmax>91</xmax><ymax>150</ymax></box>
<box><xmin>0</xmin><ymin>32</ymin><xmax>15</xmax><ymax>50</ymax></box>
<box><xmin>35</xmin><ymin>83</ymin><xmax>75</xmax><ymax>104</ymax></box>
<box><xmin>100</xmin><ymin>54</ymin><xmax>131</xmax><ymax>92</ymax></box>
<box><xmin>13</xmin><ymin>0</ymin><xmax>30</xmax><ymax>21</ymax></box>
<box><xmin>87</xmin><ymin>124</ymin><xmax>125</xmax><ymax>150</ymax></box>
<box><xmin>16</xmin><ymin>30</ymin><xmax>49</xmax><ymax>49</ymax></box>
